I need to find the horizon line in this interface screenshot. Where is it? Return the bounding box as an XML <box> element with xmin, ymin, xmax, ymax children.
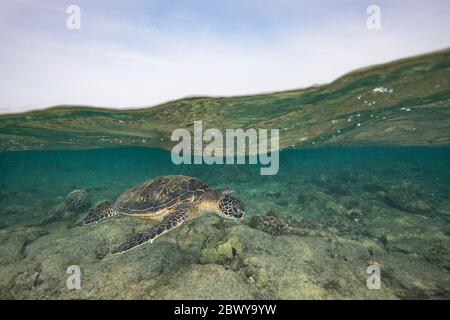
<box><xmin>1</xmin><ymin>47</ymin><xmax>448</xmax><ymax>116</ymax></box>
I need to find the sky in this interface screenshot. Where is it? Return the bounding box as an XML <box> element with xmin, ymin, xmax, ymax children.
<box><xmin>0</xmin><ymin>0</ymin><xmax>449</xmax><ymax>113</ymax></box>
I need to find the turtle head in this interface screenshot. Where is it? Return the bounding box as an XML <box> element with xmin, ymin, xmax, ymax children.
<box><xmin>217</xmin><ymin>194</ymin><xmax>245</xmax><ymax>219</ymax></box>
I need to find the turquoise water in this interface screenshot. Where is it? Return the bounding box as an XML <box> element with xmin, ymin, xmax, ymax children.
<box><xmin>0</xmin><ymin>147</ymin><xmax>449</xmax><ymax>299</ymax></box>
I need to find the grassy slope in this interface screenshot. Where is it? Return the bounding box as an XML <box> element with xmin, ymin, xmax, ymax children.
<box><xmin>0</xmin><ymin>49</ymin><xmax>449</xmax><ymax>152</ymax></box>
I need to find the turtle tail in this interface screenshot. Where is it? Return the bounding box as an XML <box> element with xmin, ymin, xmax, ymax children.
<box><xmin>82</xmin><ymin>201</ymin><xmax>118</xmax><ymax>225</ymax></box>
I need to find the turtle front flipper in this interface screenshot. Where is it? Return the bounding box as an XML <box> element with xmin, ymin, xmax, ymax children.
<box><xmin>111</xmin><ymin>204</ymin><xmax>192</xmax><ymax>255</ymax></box>
<box><xmin>82</xmin><ymin>201</ymin><xmax>118</xmax><ymax>225</ymax></box>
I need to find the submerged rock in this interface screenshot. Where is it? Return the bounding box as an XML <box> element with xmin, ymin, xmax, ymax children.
<box><xmin>0</xmin><ymin>227</ymin><xmax>48</xmax><ymax>264</ymax></box>
<box><xmin>249</xmin><ymin>209</ymin><xmax>291</xmax><ymax>236</ymax></box>
<box><xmin>217</xmin><ymin>242</ymin><xmax>233</xmax><ymax>259</ymax></box>
<box><xmin>65</xmin><ymin>190</ymin><xmax>91</xmax><ymax>212</ymax></box>
<box><xmin>199</xmin><ymin>248</ymin><xmax>219</xmax><ymax>264</ymax></box>
<box><xmin>241</xmin><ymin>256</ymin><xmax>270</xmax><ymax>289</ymax></box>
<box><xmin>217</xmin><ymin>237</ymin><xmax>243</xmax><ymax>259</ymax></box>
<box><xmin>160</xmin><ymin>264</ymin><xmax>255</xmax><ymax>299</ymax></box>
<box><xmin>255</xmin><ymin>268</ymin><xmax>269</xmax><ymax>288</ymax></box>
<box><xmin>245</xmin><ymin>256</ymin><xmax>262</xmax><ymax>267</ymax></box>
<box><xmin>385</xmin><ymin>182</ymin><xmax>432</xmax><ymax>213</ymax></box>
<box><xmin>228</xmin><ymin>237</ymin><xmax>243</xmax><ymax>255</ymax></box>
<box><xmin>297</xmin><ymin>190</ymin><xmax>335</xmax><ymax>211</ymax></box>
<box><xmin>249</xmin><ymin>209</ymin><xmax>306</xmax><ymax>237</ymax></box>
<box><xmin>199</xmin><ymin>236</ymin><xmax>243</xmax><ymax>264</ymax></box>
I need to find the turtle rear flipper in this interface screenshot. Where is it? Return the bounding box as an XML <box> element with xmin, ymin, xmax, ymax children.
<box><xmin>111</xmin><ymin>204</ymin><xmax>192</xmax><ymax>254</ymax></box>
<box><xmin>82</xmin><ymin>201</ymin><xmax>118</xmax><ymax>225</ymax></box>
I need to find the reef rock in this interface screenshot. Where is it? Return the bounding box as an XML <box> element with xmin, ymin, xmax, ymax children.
<box><xmin>0</xmin><ymin>227</ymin><xmax>48</xmax><ymax>265</ymax></box>
<box><xmin>65</xmin><ymin>190</ymin><xmax>91</xmax><ymax>212</ymax></box>
<box><xmin>385</xmin><ymin>182</ymin><xmax>432</xmax><ymax>213</ymax></box>
<box><xmin>249</xmin><ymin>209</ymin><xmax>292</xmax><ymax>236</ymax></box>
<box><xmin>160</xmin><ymin>264</ymin><xmax>255</xmax><ymax>299</ymax></box>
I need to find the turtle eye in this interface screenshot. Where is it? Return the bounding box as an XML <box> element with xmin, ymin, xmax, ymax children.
<box><xmin>219</xmin><ymin>196</ymin><xmax>245</xmax><ymax>219</ymax></box>
<box><xmin>233</xmin><ymin>208</ymin><xmax>244</xmax><ymax>219</ymax></box>
<box><xmin>232</xmin><ymin>200</ymin><xmax>245</xmax><ymax>219</ymax></box>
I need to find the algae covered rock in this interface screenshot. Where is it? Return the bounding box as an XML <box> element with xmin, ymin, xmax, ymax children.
<box><xmin>246</xmin><ymin>256</ymin><xmax>262</xmax><ymax>267</ymax></box>
<box><xmin>228</xmin><ymin>237</ymin><xmax>243</xmax><ymax>255</ymax></box>
<box><xmin>241</xmin><ymin>255</ymin><xmax>270</xmax><ymax>289</ymax></box>
<box><xmin>65</xmin><ymin>189</ymin><xmax>91</xmax><ymax>212</ymax></box>
<box><xmin>217</xmin><ymin>242</ymin><xmax>233</xmax><ymax>259</ymax></box>
<box><xmin>255</xmin><ymin>268</ymin><xmax>269</xmax><ymax>288</ymax></box>
<box><xmin>200</xmin><ymin>236</ymin><xmax>243</xmax><ymax>264</ymax></box>
<box><xmin>217</xmin><ymin>237</ymin><xmax>243</xmax><ymax>259</ymax></box>
<box><xmin>249</xmin><ymin>209</ymin><xmax>291</xmax><ymax>236</ymax></box>
<box><xmin>241</xmin><ymin>256</ymin><xmax>270</xmax><ymax>289</ymax></box>
<box><xmin>160</xmin><ymin>264</ymin><xmax>255</xmax><ymax>299</ymax></box>
<box><xmin>0</xmin><ymin>227</ymin><xmax>48</xmax><ymax>264</ymax></box>
<box><xmin>385</xmin><ymin>182</ymin><xmax>432</xmax><ymax>213</ymax></box>
<box><xmin>199</xmin><ymin>248</ymin><xmax>219</xmax><ymax>264</ymax></box>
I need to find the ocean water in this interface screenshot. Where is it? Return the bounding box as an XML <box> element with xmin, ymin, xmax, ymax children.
<box><xmin>0</xmin><ymin>146</ymin><xmax>449</xmax><ymax>299</ymax></box>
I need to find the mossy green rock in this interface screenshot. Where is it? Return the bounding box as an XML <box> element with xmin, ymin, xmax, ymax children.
<box><xmin>65</xmin><ymin>189</ymin><xmax>91</xmax><ymax>212</ymax></box>
<box><xmin>217</xmin><ymin>242</ymin><xmax>233</xmax><ymax>259</ymax></box>
<box><xmin>199</xmin><ymin>248</ymin><xmax>219</xmax><ymax>264</ymax></box>
<box><xmin>228</xmin><ymin>237</ymin><xmax>243</xmax><ymax>254</ymax></box>
<box><xmin>217</xmin><ymin>237</ymin><xmax>243</xmax><ymax>259</ymax></box>
<box><xmin>376</xmin><ymin>191</ymin><xmax>387</xmax><ymax>200</ymax></box>
<box><xmin>256</xmin><ymin>268</ymin><xmax>269</xmax><ymax>288</ymax></box>
<box><xmin>386</xmin><ymin>182</ymin><xmax>432</xmax><ymax>213</ymax></box>
<box><xmin>246</xmin><ymin>256</ymin><xmax>262</xmax><ymax>267</ymax></box>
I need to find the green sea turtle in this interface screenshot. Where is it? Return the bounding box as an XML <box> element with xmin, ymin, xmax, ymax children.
<box><xmin>82</xmin><ymin>175</ymin><xmax>245</xmax><ymax>254</ymax></box>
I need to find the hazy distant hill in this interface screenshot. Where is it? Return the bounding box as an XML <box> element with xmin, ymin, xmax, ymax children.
<box><xmin>0</xmin><ymin>49</ymin><xmax>449</xmax><ymax>152</ymax></box>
